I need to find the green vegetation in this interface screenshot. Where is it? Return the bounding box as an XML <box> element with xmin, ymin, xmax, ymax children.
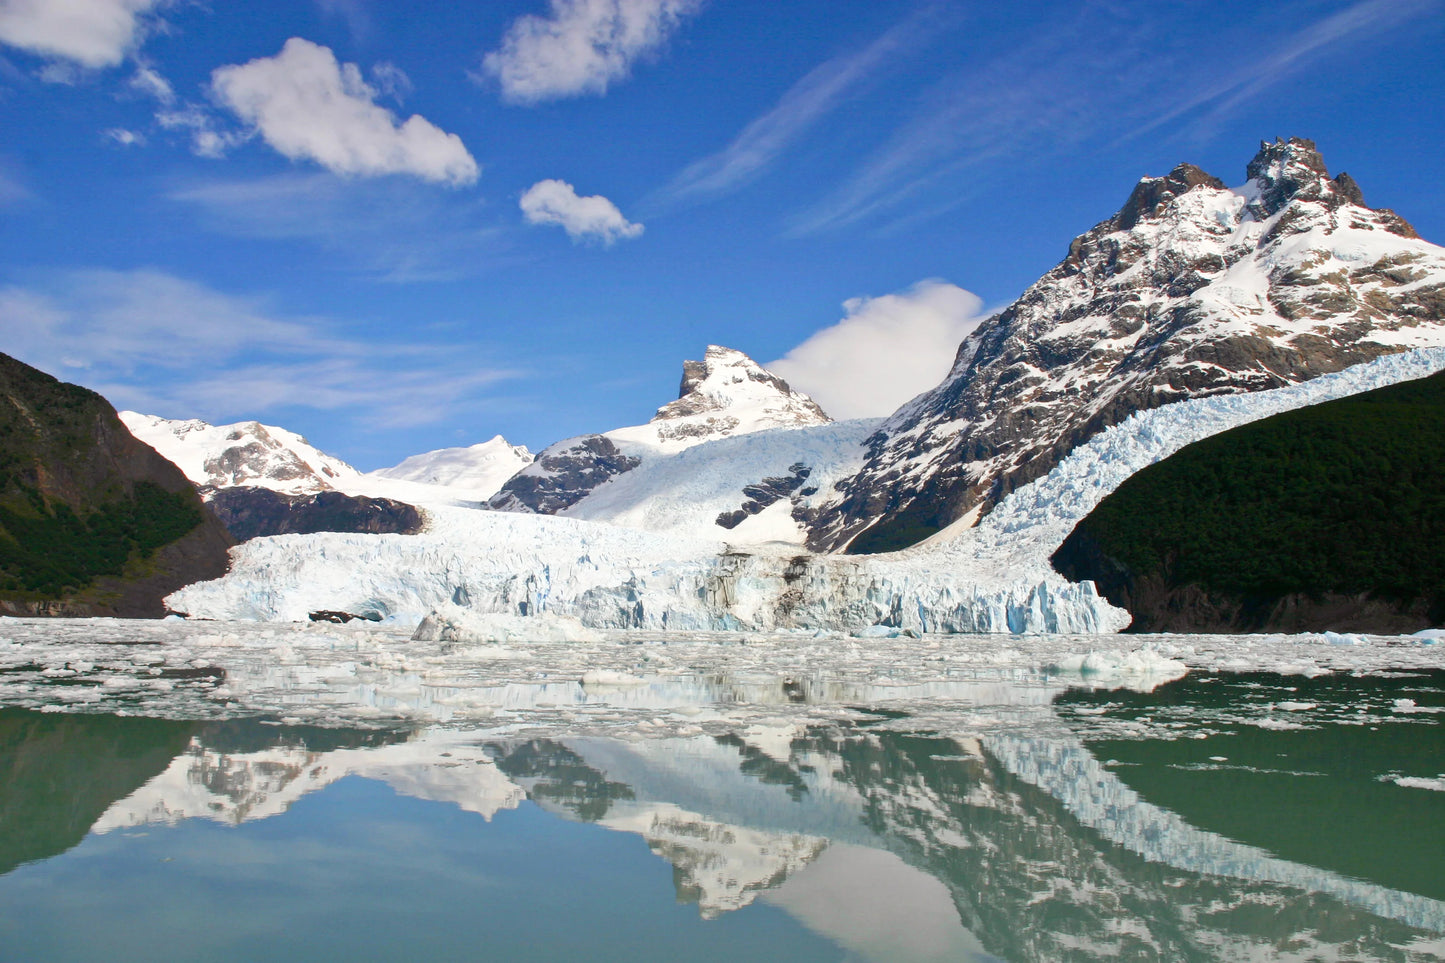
<box><xmin>0</xmin><ymin>480</ymin><xmax>203</xmax><ymax>598</ymax></box>
<box><xmin>1064</xmin><ymin>370</ymin><xmax>1445</xmax><ymax>613</ymax></box>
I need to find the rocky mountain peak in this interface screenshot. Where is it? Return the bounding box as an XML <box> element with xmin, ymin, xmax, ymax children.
<box><xmin>1241</xmin><ymin>136</ymin><xmax>1407</xmax><ymax>232</ymax></box>
<box><xmin>1113</xmin><ymin>163</ymin><xmax>1226</xmax><ymax>232</ymax></box>
<box><xmin>653</xmin><ymin>345</ymin><xmax>830</xmax><ymax>427</ymax></box>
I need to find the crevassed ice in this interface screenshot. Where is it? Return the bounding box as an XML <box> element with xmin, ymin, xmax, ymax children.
<box><xmin>169</xmin><ymin>348</ymin><xmax>1445</xmax><ymax>634</ymax></box>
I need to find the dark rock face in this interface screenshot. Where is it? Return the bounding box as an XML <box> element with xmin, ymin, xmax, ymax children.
<box><xmin>0</xmin><ymin>352</ymin><xmax>233</xmax><ymax>617</ymax></box>
<box><xmin>488</xmin><ymin>435</ymin><xmax>642</xmax><ymax>514</ymax></box>
<box><xmin>809</xmin><ymin>138</ymin><xmax>1445</xmax><ymax>553</ymax></box>
<box><xmin>715</xmin><ymin>464</ymin><xmax>812</xmax><ymax>530</ymax></box>
<box><xmin>205</xmin><ymin>487</ymin><xmax>425</xmax><ymax>541</ymax></box>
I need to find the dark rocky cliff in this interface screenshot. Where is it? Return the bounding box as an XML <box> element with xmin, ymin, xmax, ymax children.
<box><xmin>0</xmin><ymin>352</ymin><xmax>233</xmax><ymax>617</ymax></box>
<box><xmin>206</xmin><ymin>487</ymin><xmax>424</xmax><ymax>541</ymax></box>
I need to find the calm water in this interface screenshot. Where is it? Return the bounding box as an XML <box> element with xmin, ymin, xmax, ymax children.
<box><xmin>1</xmin><ymin>669</ymin><xmax>1442</xmax><ymax>962</ymax></box>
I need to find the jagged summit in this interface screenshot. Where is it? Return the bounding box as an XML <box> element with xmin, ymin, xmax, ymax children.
<box><xmin>652</xmin><ymin>345</ymin><xmax>830</xmax><ymax>436</ymax></box>
<box><xmin>808</xmin><ymin>137</ymin><xmax>1445</xmax><ymax>553</ymax></box>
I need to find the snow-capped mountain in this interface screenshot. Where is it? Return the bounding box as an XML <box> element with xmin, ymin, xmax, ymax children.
<box><xmin>120</xmin><ymin>412</ymin><xmax>362</xmax><ymax>496</ymax></box>
<box><xmin>808</xmin><ymin>138</ymin><xmax>1445</xmax><ymax>552</ymax></box>
<box><xmin>373</xmin><ymin>435</ymin><xmax>533</xmax><ymax>498</ymax></box>
<box><xmin>489</xmin><ymin>345</ymin><xmax>832</xmax><ymax>516</ymax></box>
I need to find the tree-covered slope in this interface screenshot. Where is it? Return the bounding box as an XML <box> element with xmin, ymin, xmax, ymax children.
<box><xmin>0</xmin><ymin>352</ymin><xmax>233</xmax><ymax>616</ymax></box>
<box><xmin>1051</xmin><ymin>370</ymin><xmax>1445</xmax><ymax>632</ymax></box>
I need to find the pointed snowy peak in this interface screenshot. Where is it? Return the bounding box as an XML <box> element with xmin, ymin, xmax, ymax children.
<box><xmin>374</xmin><ymin>435</ymin><xmax>534</xmax><ymax>496</ymax></box>
<box><xmin>1242</xmin><ymin>136</ymin><xmax>1415</xmax><ymax>235</ymax></box>
<box><xmin>651</xmin><ymin>345</ymin><xmax>830</xmax><ymax>435</ymax></box>
<box><xmin>119</xmin><ymin>411</ymin><xmax>360</xmax><ymax>495</ymax></box>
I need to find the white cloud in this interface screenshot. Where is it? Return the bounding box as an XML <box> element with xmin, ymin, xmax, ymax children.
<box><xmin>0</xmin><ymin>268</ymin><xmax>518</xmax><ymax>427</ymax></box>
<box><xmin>128</xmin><ymin>60</ymin><xmax>171</xmax><ymax>102</ymax></box>
<box><xmin>211</xmin><ymin>37</ymin><xmax>479</xmax><ymax>186</ymax></box>
<box><xmin>368</xmin><ymin>61</ymin><xmax>412</xmax><ymax>103</ymax></box>
<box><xmin>0</xmin><ymin>0</ymin><xmax>163</xmax><ymax>69</ymax></box>
<box><xmin>482</xmin><ymin>0</ymin><xmax>702</xmax><ymax>104</ymax></box>
<box><xmin>156</xmin><ymin>103</ymin><xmax>244</xmax><ymax>158</ymax></box>
<box><xmin>767</xmin><ymin>281</ymin><xmax>987</xmax><ymax>420</ymax></box>
<box><xmin>103</xmin><ymin>126</ymin><xmax>144</xmax><ymax>146</ymax></box>
<box><xmin>520</xmin><ymin>178</ymin><xmax>642</xmax><ymax>244</ymax></box>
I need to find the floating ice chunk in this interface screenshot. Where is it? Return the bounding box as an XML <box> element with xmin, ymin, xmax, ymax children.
<box><xmin>851</xmin><ymin>624</ymin><xmax>919</xmax><ymax>639</ymax></box>
<box><xmin>1323</xmin><ymin>632</ymin><xmax>1367</xmax><ymax>646</ymax></box>
<box><xmin>1412</xmin><ymin>629</ymin><xmax>1445</xmax><ymax>644</ymax></box>
<box><xmin>412</xmin><ymin>607</ymin><xmax>600</xmax><ymax>644</ymax></box>
<box><xmin>1045</xmin><ymin>647</ymin><xmax>1188</xmax><ymax>692</ymax></box>
<box><xmin>1275</xmin><ymin>701</ymin><xmax>1317</xmax><ymax>712</ymax></box>
<box><xmin>580</xmin><ymin>670</ymin><xmax>650</xmax><ymax>688</ymax></box>
<box><xmin>1380</xmin><ymin>773</ymin><xmax>1445</xmax><ymax>792</ymax></box>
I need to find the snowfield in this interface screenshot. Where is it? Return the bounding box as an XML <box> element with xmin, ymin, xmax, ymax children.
<box><xmin>168</xmin><ymin>347</ymin><xmax>1445</xmax><ymax>635</ymax></box>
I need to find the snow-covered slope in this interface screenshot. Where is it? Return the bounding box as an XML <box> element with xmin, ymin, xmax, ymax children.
<box><xmin>489</xmin><ymin>346</ymin><xmax>833</xmax><ymax>516</ymax></box>
<box><xmin>373</xmin><ymin>435</ymin><xmax>533</xmax><ymax>499</ymax></box>
<box><xmin>563</xmin><ymin>419</ymin><xmax>879</xmax><ymax>547</ymax></box>
<box><xmin>120</xmin><ymin>410</ymin><xmax>527</xmax><ymax>510</ymax></box>
<box><xmin>120</xmin><ymin>411</ymin><xmax>361</xmax><ymax>496</ymax></box>
<box><xmin>809</xmin><ymin>138</ymin><xmax>1445</xmax><ymax>552</ymax></box>
<box><xmin>168</xmin><ymin>347</ymin><xmax>1445</xmax><ymax>633</ymax></box>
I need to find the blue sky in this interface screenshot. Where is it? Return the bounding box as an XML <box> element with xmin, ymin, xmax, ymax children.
<box><xmin>1</xmin><ymin>0</ymin><xmax>1442</xmax><ymax>469</ymax></box>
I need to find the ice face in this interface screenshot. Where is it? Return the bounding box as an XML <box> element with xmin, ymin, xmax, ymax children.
<box><xmin>167</xmin><ymin>347</ymin><xmax>1445</xmax><ymax>636</ymax></box>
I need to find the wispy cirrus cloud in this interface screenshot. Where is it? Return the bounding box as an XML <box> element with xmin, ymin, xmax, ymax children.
<box><xmin>0</xmin><ymin>268</ymin><xmax>520</xmax><ymax>427</ymax></box>
<box><xmin>481</xmin><ymin>0</ymin><xmax>703</xmax><ymax>104</ymax></box>
<box><xmin>170</xmin><ymin>172</ymin><xmax>509</xmax><ymax>282</ymax></box>
<box><xmin>656</xmin><ymin>7</ymin><xmax>951</xmax><ymax>207</ymax></box>
<box><xmin>789</xmin><ymin>0</ymin><xmax>1442</xmax><ymax>236</ymax></box>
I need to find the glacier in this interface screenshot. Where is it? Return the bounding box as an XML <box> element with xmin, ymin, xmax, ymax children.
<box><xmin>168</xmin><ymin>347</ymin><xmax>1445</xmax><ymax>634</ymax></box>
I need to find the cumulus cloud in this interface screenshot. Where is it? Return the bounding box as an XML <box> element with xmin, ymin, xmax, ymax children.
<box><xmin>520</xmin><ymin>179</ymin><xmax>642</xmax><ymax>244</ymax></box>
<box><xmin>0</xmin><ymin>0</ymin><xmax>163</xmax><ymax>69</ymax></box>
<box><xmin>482</xmin><ymin>0</ymin><xmax>702</xmax><ymax>104</ymax></box>
<box><xmin>0</xmin><ymin>268</ymin><xmax>518</xmax><ymax>427</ymax></box>
<box><xmin>767</xmin><ymin>281</ymin><xmax>988</xmax><ymax>420</ymax></box>
<box><xmin>211</xmin><ymin>37</ymin><xmax>479</xmax><ymax>185</ymax></box>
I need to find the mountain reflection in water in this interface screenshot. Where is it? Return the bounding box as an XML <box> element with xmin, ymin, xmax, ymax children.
<box><xmin>0</xmin><ymin>672</ymin><xmax>1441</xmax><ymax>962</ymax></box>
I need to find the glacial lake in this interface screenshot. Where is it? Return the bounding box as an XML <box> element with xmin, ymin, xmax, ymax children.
<box><xmin>0</xmin><ymin>618</ymin><xmax>1442</xmax><ymax>962</ymax></box>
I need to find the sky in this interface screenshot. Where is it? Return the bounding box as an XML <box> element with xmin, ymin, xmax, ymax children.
<box><xmin>1</xmin><ymin>0</ymin><xmax>1442</xmax><ymax>469</ymax></box>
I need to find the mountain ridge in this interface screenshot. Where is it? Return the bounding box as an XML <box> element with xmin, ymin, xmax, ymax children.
<box><xmin>808</xmin><ymin>137</ymin><xmax>1445</xmax><ymax>553</ymax></box>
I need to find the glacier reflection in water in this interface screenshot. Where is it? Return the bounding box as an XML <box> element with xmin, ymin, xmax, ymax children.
<box><xmin>0</xmin><ymin>668</ymin><xmax>1442</xmax><ymax>962</ymax></box>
